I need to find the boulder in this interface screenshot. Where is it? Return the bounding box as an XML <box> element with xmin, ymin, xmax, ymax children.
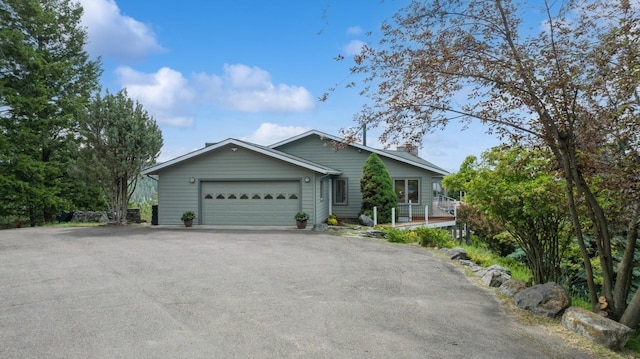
<box><xmin>478</xmin><ymin>265</ymin><xmax>511</xmax><ymax>287</ymax></box>
<box><xmin>362</xmin><ymin>229</ymin><xmax>385</xmax><ymax>238</ymax></box>
<box><xmin>562</xmin><ymin>306</ymin><xmax>632</xmax><ymax>350</ymax></box>
<box><xmin>499</xmin><ymin>279</ymin><xmax>527</xmax><ymax>297</ymax></box>
<box><xmin>446</xmin><ymin>248</ymin><xmax>468</xmax><ymax>260</ymax></box>
<box><xmin>359</xmin><ymin>214</ymin><xmax>374</xmax><ymax>227</ymax></box>
<box><xmin>514</xmin><ymin>282</ymin><xmax>571</xmax><ymax>318</ymax></box>
<box><xmin>477</xmin><ymin>264</ymin><xmax>511</xmax><ymax>277</ymax></box>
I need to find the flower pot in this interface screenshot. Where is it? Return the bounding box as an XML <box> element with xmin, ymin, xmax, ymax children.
<box><xmin>296</xmin><ymin>220</ymin><xmax>307</xmax><ymax>229</ymax></box>
<box><xmin>184</xmin><ymin>220</ymin><xmax>193</xmax><ymax>227</ymax></box>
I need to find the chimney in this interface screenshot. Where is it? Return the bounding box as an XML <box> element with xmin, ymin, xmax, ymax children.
<box><xmin>362</xmin><ymin>124</ymin><xmax>367</xmax><ymax>147</ymax></box>
<box><xmin>397</xmin><ymin>143</ymin><xmax>419</xmax><ymax>156</ymax></box>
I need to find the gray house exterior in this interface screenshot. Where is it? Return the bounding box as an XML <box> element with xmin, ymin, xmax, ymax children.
<box><xmin>142</xmin><ymin>130</ymin><xmax>449</xmax><ymax>227</ymax></box>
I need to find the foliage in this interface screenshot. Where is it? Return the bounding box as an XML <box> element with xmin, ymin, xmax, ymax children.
<box><xmin>462</xmin><ymin>244</ymin><xmax>533</xmax><ymax>284</ymax></box>
<box><xmin>336</xmin><ymin>0</ymin><xmax>640</xmax><ymax>326</ymax></box>
<box><xmin>79</xmin><ymin>89</ymin><xmax>163</xmax><ymax>224</ymax></box>
<box><xmin>327</xmin><ymin>213</ymin><xmax>338</xmax><ymax>226</ymax></box>
<box><xmin>360</xmin><ymin>153</ymin><xmax>397</xmax><ymax>223</ymax></box>
<box><xmin>0</xmin><ymin>0</ymin><xmax>101</xmax><ymax>226</ymax></box>
<box><xmin>181</xmin><ymin>211</ymin><xmax>196</xmax><ymax>221</ymax></box>
<box><xmin>445</xmin><ymin>146</ymin><xmax>571</xmax><ymax>285</ymax></box>
<box><xmin>382</xmin><ymin>227</ymin><xmax>417</xmax><ymax>244</ymax></box>
<box><xmin>294</xmin><ymin>212</ymin><xmax>309</xmax><ymax>221</ymax></box>
<box><xmin>455</xmin><ymin>203</ymin><xmax>509</xmax><ymax>255</ymax></box>
<box><xmin>415</xmin><ymin>227</ymin><xmax>454</xmax><ymax>248</ymax></box>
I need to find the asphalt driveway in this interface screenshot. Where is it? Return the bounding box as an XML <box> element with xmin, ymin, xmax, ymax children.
<box><xmin>0</xmin><ymin>226</ymin><xmax>593</xmax><ymax>358</ymax></box>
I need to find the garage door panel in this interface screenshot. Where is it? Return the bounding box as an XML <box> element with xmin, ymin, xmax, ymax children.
<box><xmin>202</xmin><ymin>181</ymin><xmax>300</xmax><ymax>225</ymax></box>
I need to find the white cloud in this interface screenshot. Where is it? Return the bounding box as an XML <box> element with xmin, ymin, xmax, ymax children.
<box><xmin>347</xmin><ymin>26</ymin><xmax>362</xmax><ymax>35</ymax></box>
<box><xmin>116</xmin><ymin>66</ymin><xmax>195</xmax><ymax>127</ymax></box>
<box><xmin>344</xmin><ymin>40</ymin><xmax>365</xmax><ymax>56</ymax></box>
<box><xmin>79</xmin><ymin>0</ymin><xmax>164</xmax><ymax>61</ymax></box>
<box><xmin>196</xmin><ymin>64</ymin><xmax>316</xmax><ymax>112</ymax></box>
<box><xmin>242</xmin><ymin>123</ymin><xmax>310</xmax><ymax>145</ymax></box>
<box><xmin>115</xmin><ymin>64</ymin><xmax>315</xmax><ymax>127</ymax></box>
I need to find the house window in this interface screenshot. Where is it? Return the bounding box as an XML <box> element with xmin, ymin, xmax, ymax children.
<box><xmin>320</xmin><ymin>180</ymin><xmax>324</xmax><ymax>201</ymax></box>
<box><xmin>394</xmin><ymin>179</ymin><xmax>420</xmax><ymax>204</ymax></box>
<box><xmin>334</xmin><ymin>178</ymin><xmax>348</xmax><ymax>205</ymax></box>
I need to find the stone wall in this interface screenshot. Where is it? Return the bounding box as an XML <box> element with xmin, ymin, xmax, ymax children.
<box><xmin>63</xmin><ymin>208</ymin><xmax>143</xmax><ymax>223</ymax></box>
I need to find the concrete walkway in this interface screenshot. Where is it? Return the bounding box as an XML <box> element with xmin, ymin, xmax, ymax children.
<box><xmin>0</xmin><ymin>226</ymin><xmax>595</xmax><ymax>358</ymax></box>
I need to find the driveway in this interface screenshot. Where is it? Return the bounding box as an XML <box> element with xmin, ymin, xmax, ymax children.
<box><xmin>0</xmin><ymin>226</ymin><xmax>594</xmax><ymax>358</ymax></box>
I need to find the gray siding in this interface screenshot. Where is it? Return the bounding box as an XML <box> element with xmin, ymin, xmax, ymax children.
<box><xmin>157</xmin><ymin>143</ymin><xmax>316</xmax><ymax>226</ymax></box>
<box><xmin>275</xmin><ymin>136</ymin><xmax>441</xmax><ymax>218</ymax></box>
<box><xmin>314</xmin><ymin>175</ymin><xmax>330</xmax><ymax>223</ymax></box>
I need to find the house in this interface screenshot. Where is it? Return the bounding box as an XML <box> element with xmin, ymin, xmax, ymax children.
<box><xmin>141</xmin><ymin>130</ymin><xmax>450</xmax><ymax>227</ymax></box>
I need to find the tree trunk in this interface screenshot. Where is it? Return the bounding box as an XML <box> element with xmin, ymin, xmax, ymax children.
<box><xmin>613</xmin><ymin>206</ymin><xmax>640</xmax><ymax>320</ymax></box>
<box><xmin>556</xmin><ymin>142</ymin><xmax>599</xmax><ymax>310</ymax></box>
<box><xmin>620</xmin><ymin>288</ymin><xmax>640</xmax><ymax>329</ymax></box>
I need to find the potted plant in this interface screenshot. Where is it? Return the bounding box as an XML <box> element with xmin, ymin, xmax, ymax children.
<box><xmin>294</xmin><ymin>211</ymin><xmax>309</xmax><ymax>229</ymax></box>
<box><xmin>181</xmin><ymin>211</ymin><xmax>196</xmax><ymax>227</ymax></box>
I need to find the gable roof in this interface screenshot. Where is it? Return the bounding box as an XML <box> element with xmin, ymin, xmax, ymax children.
<box><xmin>141</xmin><ymin>138</ymin><xmax>342</xmax><ymax>176</ymax></box>
<box><xmin>270</xmin><ymin>130</ymin><xmax>450</xmax><ymax>176</ymax></box>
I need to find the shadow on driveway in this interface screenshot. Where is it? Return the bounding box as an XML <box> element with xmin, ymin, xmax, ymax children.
<box><xmin>0</xmin><ymin>226</ymin><xmax>596</xmax><ymax>358</ymax></box>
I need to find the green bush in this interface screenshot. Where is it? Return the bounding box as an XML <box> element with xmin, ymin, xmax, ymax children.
<box><xmin>382</xmin><ymin>227</ymin><xmax>417</xmax><ymax>244</ymax></box>
<box><xmin>360</xmin><ymin>153</ymin><xmax>397</xmax><ymax>223</ymax></box>
<box><xmin>416</xmin><ymin>227</ymin><xmax>455</xmax><ymax>248</ymax></box>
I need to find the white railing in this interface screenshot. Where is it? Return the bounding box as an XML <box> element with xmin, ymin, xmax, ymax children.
<box><xmin>432</xmin><ymin>195</ymin><xmax>458</xmax><ymax>217</ymax></box>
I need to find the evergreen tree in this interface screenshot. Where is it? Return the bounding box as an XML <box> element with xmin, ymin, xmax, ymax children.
<box><xmin>79</xmin><ymin>89</ymin><xmax>163</xmax><ymax>224</ymax></box>
<box><xmin>0</xmin><ymin>0</ymin><xmax>102</xmax><ymax>225</ymax></box>
<box><xmin>360</xmin><ymin>153</ymin><xmax>397</xmax><ymax>223</ymax></box>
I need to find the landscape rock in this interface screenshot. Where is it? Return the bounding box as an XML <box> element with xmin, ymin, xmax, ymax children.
<box><xmin>359</xmin><ymin>214</ymin><xmax>374</xmax><ymax>227</ymax></box>
<box><xmin>477</xmin><ymin>265</ymin><xmax>511</xmax><ymax>287</ymax></box>
<box><xmin>446</xmin><ymin>247</ymin><xmax>468</xmax><ymax>260</ymax></box>
<box><xmin>499</xmin><ymin>279</ymin><xmax>527</xmax><ymax>297</ymax></box>
<box><xmin>514</xmin><ymin>282</ymin><xmax>571</xmax><ymax>318</ymax></box>
<box><xmin>562</xmin><ymin>306</ymin><xmax>632</xmax><ymax>350</ymax></box>
<box><xmin>362</xmin><ymin>229</ymin><xmax>385</xmax><ymax>238</ymax></box>
<box><xmin>458</xmin><ymin>259</ymin><xmax>474</xmax><ymax>266</ymax></box>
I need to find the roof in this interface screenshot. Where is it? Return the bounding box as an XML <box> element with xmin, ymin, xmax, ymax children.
<box><xmin>141</xmin><ymin>138</ymin><xmax>342</xmax><ymax>176</ymax></box>
<box><xmin>270</xmin><ymin>130</ymin><xmax>450</xmax><ymax>176</ymax></box>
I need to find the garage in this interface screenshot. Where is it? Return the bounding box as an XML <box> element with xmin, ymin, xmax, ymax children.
<box><xmin>201</xmin><ymin>181</ymin><xmax>300</xmax><ymax>225</ymax></box>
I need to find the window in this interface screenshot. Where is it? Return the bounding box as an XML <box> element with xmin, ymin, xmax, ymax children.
<box><xmin>394</xmin><ymin>179</ymin><xmax>420</xmax><ymax>204</ymax></box>
<box><xmin>334</xmin><ymin>178</ymin><xmax>348</xmax><ymax>205</ymax></box>
<box><xmin>320</xmin><ymin>180</ymin><xmax>324</xmax><ymax>201</ymax></box>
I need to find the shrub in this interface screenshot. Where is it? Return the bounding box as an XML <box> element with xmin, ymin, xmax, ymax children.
<box><xmin>360</xmin><ymin>153</ymin><xmax>397</xmax><ymax>223</ymax></box>
<box><xmin>416</xmin><ymin>227</ymin><xmax>455</xmax><ymax>248</ymax></box>
<box><xmin>382</xmin><ymin>227</ymin><xmax>416</xmax><ymax>243</ymax></box>
<box><xmin>327</xmin><ymin>213</ymin><xmax>338</xmax><ymax>226</ymax></box>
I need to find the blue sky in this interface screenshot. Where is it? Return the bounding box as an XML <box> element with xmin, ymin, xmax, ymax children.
<box><xmin>78</xmin><ymin>0</ymin><xmax>502</xmax><ymax>173</ymax></box>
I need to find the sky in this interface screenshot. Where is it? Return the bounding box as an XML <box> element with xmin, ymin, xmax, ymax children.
<box><xmin>77</xmin><ymin>0</ymin><xmax>502</xmax><ymax>173</ymax></box>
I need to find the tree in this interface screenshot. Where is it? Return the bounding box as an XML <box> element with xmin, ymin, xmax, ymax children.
<box><xmin>79</xmin><ymin>90</ymin><xmax>163</xmax><ymax>224</ymax></box>
<box><xmin>0</xmin><ymin>0</ymin><xmax>102</xmax><ymax>225</ymax></box>
<box><xmin>360</xmin><ymin>153</ymin><xmax>397</xmax><ymax>223</ymax></box>
<box><xmin>337</xmin><ymin>0</ymin><xmax>640</xmax><ymax>327</ymax></box>
<box><xmin>444</xmin><ymin>146</ymin><xmax>571</xmax><ymax>284</ymax></box>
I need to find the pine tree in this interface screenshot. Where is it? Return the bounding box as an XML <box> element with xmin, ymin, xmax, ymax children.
<box><xmin>360</xmin><ymin>153</ymin><xmax>397</xmax><ymax>223</ymax></box>
<box><xmin>0</xmin><ymin>0</ymin><xmax>102</xmax><ymax>225</ymax></box>
<box><xmin>79</xmin><ymin>90</ymin><xmax>163</xmax><ymax>224</ymax></box>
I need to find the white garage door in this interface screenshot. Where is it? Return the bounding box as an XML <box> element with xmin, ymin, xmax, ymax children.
<box><xmin>201</xmin><ymin>181</ymin><xmax>300</xmax><ymax>225</ymax></box>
